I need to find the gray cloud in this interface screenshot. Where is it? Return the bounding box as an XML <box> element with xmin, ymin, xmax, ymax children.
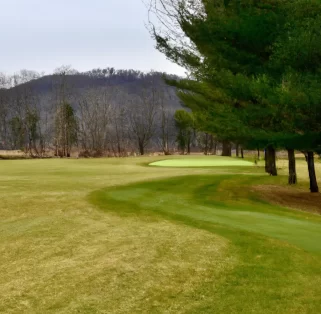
<box><xmin>0</xmin><ymin>0</ymin><xmax>185</xmax><ymax>75</ymax></box>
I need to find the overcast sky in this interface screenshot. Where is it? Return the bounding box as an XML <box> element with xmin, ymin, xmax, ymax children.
<box><xmin>0</xmin><ymin>0</ymin><xmax>185</xmax><ymax>75</ymax></box>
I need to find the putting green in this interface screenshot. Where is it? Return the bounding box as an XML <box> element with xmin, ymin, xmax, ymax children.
<box><xmin>149</xmin><ymin>157</ymin><xmax>254</xmax><ymax>167</ymax></box>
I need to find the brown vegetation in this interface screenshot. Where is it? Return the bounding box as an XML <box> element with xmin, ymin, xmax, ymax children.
<box><xmin>254</xmin><ymin>185</ymin><xmax>321</xmax><ymax>214</ymax></box>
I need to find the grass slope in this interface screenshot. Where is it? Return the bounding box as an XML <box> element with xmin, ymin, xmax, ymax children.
<box><xmin>1</xmin><ymin>156</ymin><xmax>321</xmax><ymax>313</ymax></box>
<box><xmin>92</xmin><ymin>175</ymin><xmax>321</xmax><ymax>254</ymax></box>
<box><xmin>91</xmin><ymin>174</ymin><xmax>321</xmax><ymax>313</ymax></box>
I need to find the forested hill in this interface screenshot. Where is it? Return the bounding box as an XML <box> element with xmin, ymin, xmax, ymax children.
<box><xmin>1</xmin><ymin>68</ymin><xmax>182</xmax><ymax>108</ymax></box>
<box><xmin>0</xmin><ymin>68</ymin><xmax>184</xmax><ymax>153</ymax></box>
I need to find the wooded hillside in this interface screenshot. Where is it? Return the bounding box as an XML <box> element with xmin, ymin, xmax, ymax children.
<box><xmin>0</xmin><ymin>68</ymin><xmax>184</xmax><ymax>156</ymax></box>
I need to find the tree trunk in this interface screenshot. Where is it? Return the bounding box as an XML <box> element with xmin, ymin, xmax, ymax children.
<box><xmin>139</xmin><ymin>141</ymin><xmax>144</xmax><ymax>155</ymax></box>
<box><xmin>204</xmin><ymin>133</ymin><xmax>209</xmax><ymax>155</ymax></box>
<box><xmin>213</xmin><ymin>141</ymin><xmax>217</xmax><ymax>155</ymax></box>
<box><xmin>208</xmin><ymin>135</ymin><xmax>214</xmax><ymax>154</ymax></box>
<box><xmin>187</xmin><ymin>137</ymin><xmax>191</xmax><ymax>154</ymax></box>
<box><xmin>267</xmin><ymin>146</ymin><xmax>277</xmax><ymax>176</ymax></box>
<box><xmin>265</xmin><ymin>149</ymin><xmax>269</xmax><ymax>173</ymax></box>
<box><xmin>241</xmin><ymin>147</ymin><xmax>244</xmax><ymax>159</ymax></box>
<box><xmin>287</xmin><ymin>149</ymin><xmax>297</xmax><ymax>185</ymax></box>
<box><xmin>236</xmin><ymin>144</ymin><xmax>239</xmax><ymax>157</ymax></box>
<box><xmin>257</xmin><ymin>149</ymin><xmax>260</xmax><ymax>160</ymax></box>
<box><xmin>307</xmin><ymin>151</ymin><xmax>319</xmax><ymax>193</ymax></box>
<box><xmin>222</xmin><ymin>141</ymin><xmax>232</xmax><ymax>156</ymax></box>
<box><xmin>161</xmin><ymin>128</ymin><xmax>169</xmax><ymax>155</ymax></box>
<box><xmin>163</xmin><ymin>142</ymin><xmax>169</xmax><ymax>155</ymax></box>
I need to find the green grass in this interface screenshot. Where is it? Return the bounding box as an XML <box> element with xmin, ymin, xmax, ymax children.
<box><xmin>93</xmin><ymin>175</ymin><xmax>321</xmax><ymax>254</ymax></box>
<box><xmin>1</xmin><ymin>156</ymin><xmax>321</xmax><ymax>313</ymax></box>
<box><xmin>150</xmin><ymin>156</ymin><xmax>254</xmax><ymax>167</ymax></box>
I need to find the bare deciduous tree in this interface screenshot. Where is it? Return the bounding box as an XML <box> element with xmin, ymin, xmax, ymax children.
<box><xmin>78</xmin><ymin>87</ymin><xmax>112</xmax><ymax>154</ymax></box>
<box><xmin>0</xmin><ymin>67</ymin><xmax>183</xmax><ymax>157</ymax></box>
<box><xmin>158</xmin><ymin>98</ymin><xmax>176</xmax><ymax>155</ymax></box>
<box><xmin>129</xmin><ymin>88</ymin><xmax>158</xmax><ymax>155</ymax></box>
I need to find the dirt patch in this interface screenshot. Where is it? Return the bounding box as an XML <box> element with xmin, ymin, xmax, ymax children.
<box><xmin>253</xmin><ymin>185</ymin><xmax>321</xmax><ymax>214</ymax></box>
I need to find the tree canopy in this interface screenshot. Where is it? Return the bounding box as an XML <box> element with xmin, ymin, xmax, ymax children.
<box><xmin>149</xmin><ymin>0</ymin><xmax>321</xmax><ymax>192</ymax></box>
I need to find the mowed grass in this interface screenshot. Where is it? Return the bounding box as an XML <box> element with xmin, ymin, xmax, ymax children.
<box><xmin>150</xmin><ymin>156</ymin><xmax>254</xmax><ymax>167</ymax></box>
<box><xmin>1</xmin><ymin>155</ymin><xmax>321</xmax><ymax>313</ymax></box>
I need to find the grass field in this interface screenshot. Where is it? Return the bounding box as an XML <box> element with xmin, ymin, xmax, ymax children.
<box><xmin>1</xmin><ymin>155</ymin><xmax>321</xmax><ymax>313</ymax></box>
<box><xmin>149</xmin><ymin>157</ymin><xmax>254</xmax><ymax>167</ymax></box>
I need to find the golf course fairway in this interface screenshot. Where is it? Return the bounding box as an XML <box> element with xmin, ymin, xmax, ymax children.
<box><xmin>149</xmin><ymin>156</ymin><xmax>254</xmax><ymax>167</ymax></box>
<box><xmin>1</xmin><ymin>157</ymin><xmax>321</xmax><ymax>313</ymax></box>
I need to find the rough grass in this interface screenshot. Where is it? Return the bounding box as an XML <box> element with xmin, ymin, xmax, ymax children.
<box><xmin>1</xmin><ymin>156</ymin><xmax>321</xmax><ymax>313</ymax></box>
<box><xmin>254</xmin><ymin>185</ymin><xmax>321</xmax><ymax>214</ymax></box>
<box><xmin>0</xmin><ymin>150</ymin><xmax>28</xmax><ymax>160</ymax></box>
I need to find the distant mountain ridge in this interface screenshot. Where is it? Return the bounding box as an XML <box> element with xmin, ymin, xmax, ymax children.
<box><xmin>1</xmin><ymin>68</ymin><xmax>182</xmax><ymax>110</ymax></box>
<box><xmin>3</xmin><ymin>68</ymin><xmax>178</xmax><ymax>91</ymax></box>
<box><xmin>0</xmin><ymin>68</ymin><xmax>183</xmax><ymax>152</ymax></box>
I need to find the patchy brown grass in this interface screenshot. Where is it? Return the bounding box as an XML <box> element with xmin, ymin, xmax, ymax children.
<box><xmin>0</xmin><ymin>150</ymin><xmax>27</xmax><ymax>159</ymax></box>
<box><xmin>1</xmin><ymin>157</ymin><xmax>321</xmax><ymax>313</ymax></box>
<box><xmin>0</xmin><ymin>157</ymin><xmax>234</xmax><ymax>313</ymax></box>
<box><xmin>0</xmin><ymin>150</ymin><xmax>24</xmax><ymax>156</ymax></box>
<box><xmin>254</xmin><ymin>185</ymin><xmax>321</xmax><ymax>214</ymax></box>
